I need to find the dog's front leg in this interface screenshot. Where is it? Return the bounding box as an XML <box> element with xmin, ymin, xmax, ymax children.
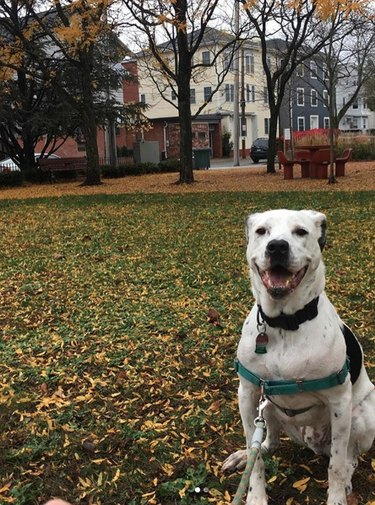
<box><xmin>326</xmin><ymin>385</ymin><xmax>352</xmax><ymax>505</ymax></box>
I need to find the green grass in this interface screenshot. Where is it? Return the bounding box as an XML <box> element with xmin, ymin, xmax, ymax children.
<box><xmin>0</xmin><ymin>191</ymin><xmax>374</xmax><ymax>505</ymax></box>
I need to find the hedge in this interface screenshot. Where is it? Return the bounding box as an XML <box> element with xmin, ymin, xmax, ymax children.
<box><xmin>0</xmin><ymin>170</ymin><xmax>24</xmax><ymax>187</ymax></box>
<box><xmin>100</xmin><ymin>158</ymin><xmax>181</xmax><ymax>178</ymax></box>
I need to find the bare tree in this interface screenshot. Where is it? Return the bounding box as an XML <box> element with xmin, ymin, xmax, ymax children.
<box><xmin>239</xmin><ymin>0</ymin><xmax>359</xmax><ymax>173</ymax></box>
<box><xmin>307</xmin><ymin>10</ymin><xmax>375</xmax><ymax>182</ymax></box>
<box><xmin>122</xmin><ymin>0</ymin><xmax>244</xmax><ymax>184</ymax></box>
<box><xmin>363</xmin><ymin>59</ymin><xmax>375</xmax><ymax>111</ymax></box>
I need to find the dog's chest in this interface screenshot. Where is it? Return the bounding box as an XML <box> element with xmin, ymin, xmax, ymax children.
<box><xmin>238</xmin><ymin>310</ymin><xmax>345</xmax><ymax>382</ymax></box>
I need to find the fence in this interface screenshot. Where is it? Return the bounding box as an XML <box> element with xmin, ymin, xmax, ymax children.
<box><xmin>99</xmin><ymin>156</ymin><xmax>134</xmax><ymax>166</ymax></box>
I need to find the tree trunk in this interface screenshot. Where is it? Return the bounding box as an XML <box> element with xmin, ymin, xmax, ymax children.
<box><xmin>267</xmin><ymin>112</ymin><xmax>278</xmax><ymax>173</ymax></box>
<box><xmin>82</xmin><ymin>111</ymin><xmax>101</xmax><ymax>185</ymax></box>
<box><xmin>178</xmin><ymin>90</ymin><xmax>194</xmax><ymax>184</ymax></box>
<box><xmin>328</xmin><ymin>107</ymin><xmax>339</xmax><ymax>184</ymax></box>
<box><xmin>80</xmin><ymin>53</ymin><xmax>101</xmax><ymax>186</ymax></box>
<box><xmin>328</xmin><ymin>126</ymin><xmax>336</xmax><ymax>184</ymax></box>
<box><xmin>176</xmin><ymin>0</ymin><xmax>194</xmax><ymax>184</ymax></box>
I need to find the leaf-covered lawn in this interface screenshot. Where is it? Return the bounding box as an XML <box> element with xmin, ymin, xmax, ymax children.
<box><xmin>0</xmin><ymin>191</ymin><xmax>374</xmax><ymax>505</ymax></box>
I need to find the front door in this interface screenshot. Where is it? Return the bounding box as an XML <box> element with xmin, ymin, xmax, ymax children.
<box><xmin>310</xmin><ymin>115</ymin><xmax>319</xmax><ymax>129</ymax></box>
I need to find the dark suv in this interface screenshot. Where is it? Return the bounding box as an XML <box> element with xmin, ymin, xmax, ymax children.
<box><xmin>250</xmin><ymin>138</ymin><xmax>269</xmax><ymax>163</ymax></box>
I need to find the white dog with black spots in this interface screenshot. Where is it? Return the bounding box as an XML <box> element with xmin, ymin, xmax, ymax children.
<box><xmin>223</xmin><ymin>209</ymin><xmax>375</xmax><ymax>505</ymax></box>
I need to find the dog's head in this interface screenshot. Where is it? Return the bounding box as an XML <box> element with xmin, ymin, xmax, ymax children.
<box><xmin>245</xmin><ymin>209</ymin><xmax>326</xmax><ymax>307</ymax></box>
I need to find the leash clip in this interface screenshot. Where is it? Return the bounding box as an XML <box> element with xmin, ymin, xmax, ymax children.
<box><xmin>255</xmin><ymin>393</ymin><xmax>269</xmax><ymax>424</ymax></box>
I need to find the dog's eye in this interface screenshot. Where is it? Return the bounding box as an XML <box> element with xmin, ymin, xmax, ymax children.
<box><xmin>294</xmin><ymin>228</ymin><xmax>308</xmax><ymax>237</ymax></box>
<box><xmin>255</xmin><ymin>227</ymin><xmax>267</xmax><ymax>236</ymax></box>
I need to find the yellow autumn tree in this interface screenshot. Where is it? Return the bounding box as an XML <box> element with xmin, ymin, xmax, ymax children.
<box><xmin>0</xmin><ymin>0</ymin><xmax>134</xmax><ymax>184</ymax></box>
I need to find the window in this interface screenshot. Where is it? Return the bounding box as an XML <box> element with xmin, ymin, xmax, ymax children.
<box><xmin>190</xmin><ymin>88</ymin><xmax>196</xmax><ymax>104</ymax></box>
<box><xmin>310</xmin><ymin>115</ymin><xmax>319</xmax><ymax>129</ymax></box>
<box><xmin>246</xmin><ymin>84</ymin><xmax>255</xmax><ymax>102</ymax></box>
<box><xmin>310</xmin><ymin>61</ymin><xmax>317</xmax><ymax>79</ymax></box>
<box><xmin>225</xmin><ymin>84</ymin><xmax>234</xmax><ymax>102</ymax></box>
<box><xmin>264</xmin><ymin>118</ymin><xmax>270</xmax><ymax>135</ymax></box>
<box><xmin>323</xmin><ymin>90</ymin><xmax>328</xmax><ymax>105</ymax></box>
<box><xmin>140</xmin><ymin>93</ymin><xmax>146</xmax><ymax>104</ymax></box>
<box><xmin>297</xmin><ymin>64</ymin><xmax>304</xmax><ymax>77</ymax></box>
<box><xmin>324</xmin><ymin>117</ymin><xmax>330</xmax><ymax>129</ymax></box>
<box><xmin>202</xmin><ymin>51</ymin><xmax>211</xmax><ymax>66</ymax></box>
<box><xmin>363</xmin><ymin>99</ymin><xmax>368</xmax><ymax>109</ymax></box>
<box><xmin>297</xmin><ymin>116</ymin><xmax>305</xmax><ymax>131</ymax></box>
<box><xmin>171</xmin><ymin>89</ymin><xmax>177</xmax><ymax>101</ymax></box>
<box><xmin>322</xmin><ymin>63</ymin><xmax>327</xmax><ymax>80</ymax></box>
<box><xmin>204</xmin><ymin>86</ymin><xmax>212</xmax><ymax>102</ymax></box>
<box><xmin>245</xmin><ymin>52</ymin><xmax>254</xmax><ymax>73</ymax></box>
<box><xmin>223</xmin><ymin>51</ymin><xmax>234</xmax><ymax>71</ymax></box>
<box><xmin>311</xmin><ymin>89</ymin><xmax>318</xmax><ymax>107</ymax></box>
<box><xmin>297</xmin><ymin>88</ymin><xmax>304</xmax><ymax>106</ymax></box>
<box><xmin>263</xmin><ymin>87</ymin><xmax>269</xmax><ymax>104</ymax></box>
<box><xmin>263</xmin><ymin>56</ymin><xmax>272</xmax><ymax>73</ymax></box>
<box><xmin>352</xmin><ymin>98</ymin><xmax>358</xmax><ymax>109</ymax></box>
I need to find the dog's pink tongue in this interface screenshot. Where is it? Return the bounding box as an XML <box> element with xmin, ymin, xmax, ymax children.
<box><xmin>267</xmin><ymin>268</ymin><xmax>292</xmax><ymax>288</ymax></box>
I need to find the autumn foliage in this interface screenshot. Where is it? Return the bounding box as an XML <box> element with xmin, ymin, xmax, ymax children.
<box><xmin>0</xmin><ymin>185</ymin><xmax>374</xmax><ymax>504</ymax></box>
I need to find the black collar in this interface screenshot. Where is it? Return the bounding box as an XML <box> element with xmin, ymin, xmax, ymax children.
<box><xmin>258</xmin><ymin>296</ymin><xmax>319</xmax><ymax>331</ymax></box>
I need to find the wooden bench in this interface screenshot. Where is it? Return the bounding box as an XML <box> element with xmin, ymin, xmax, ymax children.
<box><xmin>335</xmin><ymin>148</ymin><xmax>352</xmax><ymax>177</ymax></box>
<box><xmin>39</xmin><ymin>157</ymin><xmax>87</xmax><ymax>182</ymax></box>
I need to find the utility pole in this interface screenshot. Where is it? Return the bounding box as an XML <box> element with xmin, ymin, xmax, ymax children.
<box><xmin>104</xmin><ymin>7</ymin><xmax>117</xmax><ymax>167</ymax></box>
<box><xmin>240</xmin><ymin>48</ymin><xmax>246</xmax><ymax>159</ymax></box>
<box><xmin>233</xmin><ymin>0</ymin><xmax>240</xmax><ymax>166</ymax></box>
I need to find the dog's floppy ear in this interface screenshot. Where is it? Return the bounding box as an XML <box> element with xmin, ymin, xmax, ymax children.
<box><xmin>245</xmin><ymin>213</ymin><xmax>260</xmax><ymax>242</ymax></box>
<box><xmin>302</xmin><ymin>210</ymin><xmax>327</xmax><ymax>251</ymax></box>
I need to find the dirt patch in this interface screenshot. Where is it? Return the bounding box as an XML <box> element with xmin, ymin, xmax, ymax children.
<box><xmin>0</xmin><ymin>161</ymin><xmax>374</xmax><ymax>200</ymax></box>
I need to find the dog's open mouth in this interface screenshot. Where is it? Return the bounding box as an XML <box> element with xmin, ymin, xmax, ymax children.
<box><xmin>258</xmin><ymin>265</ymin><xmax>307</xmax><ymax>298</ymax></box>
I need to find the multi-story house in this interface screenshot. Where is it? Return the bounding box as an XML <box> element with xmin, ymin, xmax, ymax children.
<box><xmin>129</xmin><ymin>28</ymin><xmax>271</xmax><ymax>159</ymax></box>
<box><xmin>279</xmin><ymin>58</ymin><xmax>329</xmax><ymax>134</ymax></box>
<box><xmin>336</xmin><ymin>76</ymin><xmax>375</xmax><ymax>132</ymax></box>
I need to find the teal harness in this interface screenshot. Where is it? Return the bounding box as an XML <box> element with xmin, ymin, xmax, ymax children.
<box><xmin>236</xmin><ymin>297</ymin><xmax>351</xmax><ymax>399</ymax></box>
<box><xmin>235</xmin><ymin>357</ymin><xmax>351</xmax><ymax>396</ymax></box>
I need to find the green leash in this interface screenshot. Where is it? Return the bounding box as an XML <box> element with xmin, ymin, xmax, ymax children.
<box><xmin>231</xmin><ymin>397</ymin><xmax>268</xmax><ymax>505</ymax></box>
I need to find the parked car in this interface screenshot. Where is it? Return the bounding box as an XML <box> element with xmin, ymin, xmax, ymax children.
<box><xmin>0</xmin><ymin>153</ymin><xmax>59</xmax><ymax>172</ymax></box>
<box><xmin>250</xmin><ymin>138</ymin><xmax>269</xmax><ymax>163</ymax></box>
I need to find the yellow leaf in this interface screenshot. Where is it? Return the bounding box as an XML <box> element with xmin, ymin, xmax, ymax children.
<box><xmin>112</xmin><ymin>468</ymin><xmax>121</xmax><ymax>483</ymax></box>
<box><xmin>224</xmin><ymin>490</ymin><xmax>231</xmax><ymax>502</ymax></box>
<box><xmin>292</xmin><ymin>476</ymin><xmax>311</xmax><ymax>492</ymax></box>
<box><xmin>299</xmin><ymin>464</ymin><xmax>312</xmax><ymax>473</ymax></box>
<box><xmin>267</xmin><ymin>475</ymin><xmax>277</xmax><ymax>483</ymax></box>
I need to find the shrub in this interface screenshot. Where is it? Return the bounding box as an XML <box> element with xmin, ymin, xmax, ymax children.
<box><xmin>101</xmin><ymin>160</ymin><xmax>180</xmax><ymax>178</ymax></box>
<box><xmin>117</xmin><ymin>146</ymin><xmax>134</xmax><ymax>157</ymax></box>
<box><xmin>294</xmin><ymin>128</ymin><xmax>331</xmax><ymax>146</ymax></box>
<box><xmin>158</xmin><ymin>158</ymin><xmax>180</xmax><ymax>173</ymax></box>
<box><xmin>0</xmin><ymin>170</ymin><xmax>24</xmax><ymax>187</ymax></box>
<box><xmin>222</xmin><ymin>128</ymin><xmax>233</xmax><ymax>157</ymax></box>
<box><xmin>125</xmin><ymin>162</ymin><xmax>160</xmax><ymax>175</ymax></box>
<box><xmin>100</xmin><ymin>164</ymin><xmax>123</xmax><ymax>178</ymax></box>
<box><xmin>337</xmin><ymin>136</ymin><xmax>375</xmax><ymax>160</ymax></box>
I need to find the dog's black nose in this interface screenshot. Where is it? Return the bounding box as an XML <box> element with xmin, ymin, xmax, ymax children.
<box><xmin>266</xmin><ymin>239</ymin><xmax>289</xmax><ymax>258</ymax></box>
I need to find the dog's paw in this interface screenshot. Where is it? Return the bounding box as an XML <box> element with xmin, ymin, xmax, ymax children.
<box><xmin>261</xmin><ymin>439</ymin><xmax>280</xmax><ymax>453</ymax></box>
<box><xmin>222</xmin><ymin>450</ymin><xmax>247</xmax><ymax>472</ymax></box>
<box><xmin>246</xmin><ymin>493</ymin><xmax>268</xmax><ymax>505</ymax></box>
